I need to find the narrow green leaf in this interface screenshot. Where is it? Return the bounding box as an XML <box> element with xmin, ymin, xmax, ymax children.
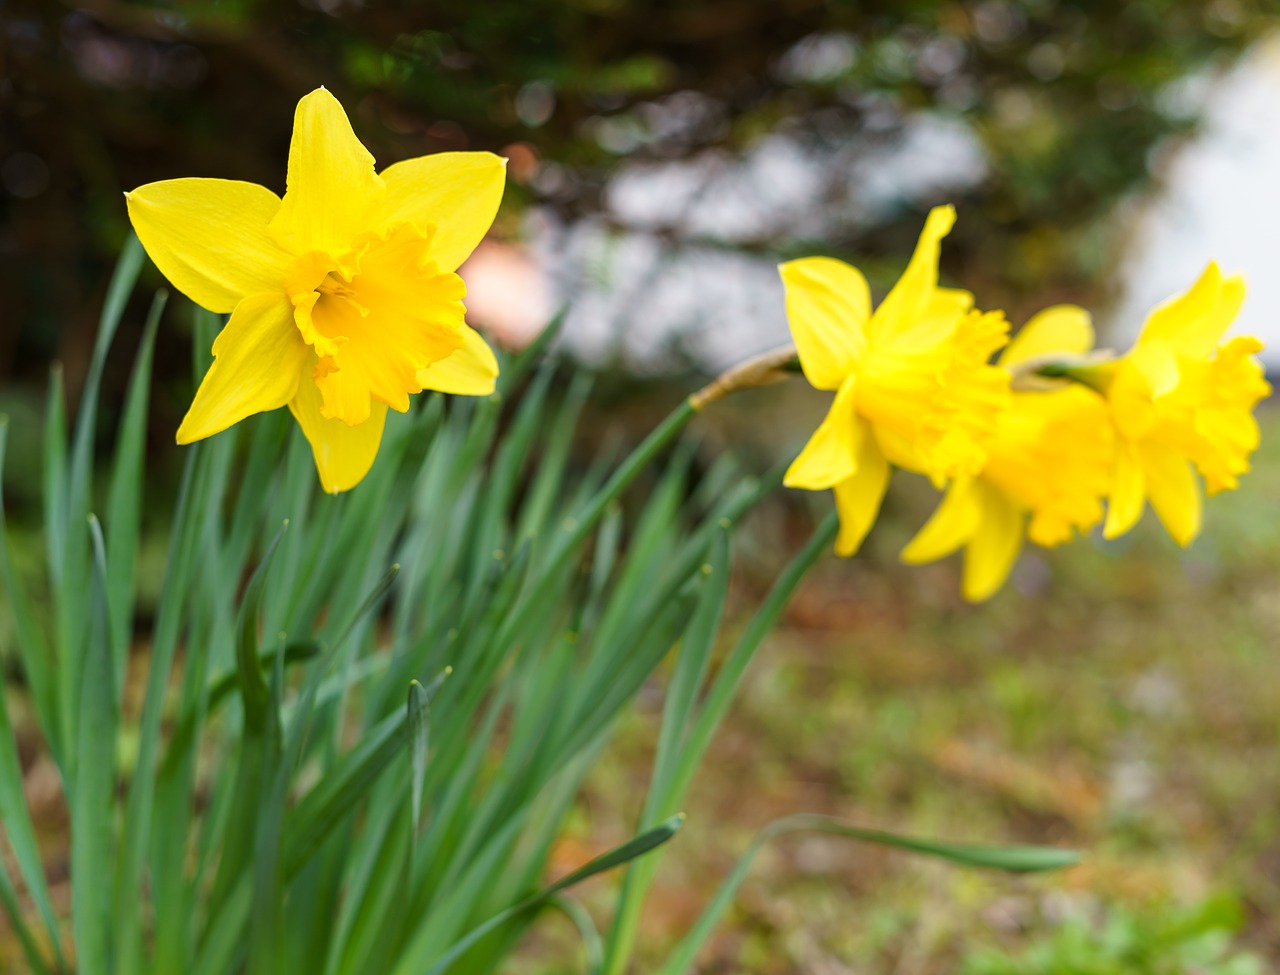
<box><xmin>114</xmin><ymin>441</ymin><xmax>210</xmax><ymax>975</ymax></box>
<box><xmin>42</xmin><ymin>364</ymin><xmax>67</xmax><ymax>591</ymax></box>
<box><xmin>60</xmin><ymin>237</ymin><xmax>144</xmax><ymax>779</ymax></box>
<box><xmin>205</xmin><ymin>523</ymin><xmax>290</xmax><ymax>928</ymax></box>
<box><xmin>656</xmin><ymin>813</ymin><xmax>1079</xmax><ymax>975</ymax></box>
<box><xmin>668</xmin><ymin>511</ymin><xmax>838</xmax><ymax>805</ymax></box>
<box><xmin>41</xmin><ymin>365</ymin><xmax>69</xmax><ymax>768</ymax></box>
<box><xmin>247</xmin><ymin>638</ymin><xmax>289</xmax><ymax>975</ymax></box>
<box><xmin>282</xmin><ymin>710</ymin><xmax>408</xmax><ymax>879</ymax></box>
<box><xmin>105</xmin><ymin>289</ymin><xmax>164</xmax><ymax>693</ymax></box>
<box><xmin>0</xmin><ymin>862</ymin><xmax>52</xmax><ymax>975</ymax></box>
<box><xmin>408</xmin><ymin>680</ymin><xmax>429</xmax><ymax>837</ymax></box>
<box><xmin>495</xmin><ymin>305</ymin><xmax>567</xmax><ymax>395</ymax></box>
<box><xmin>547</xmin><ymin>895</ymin><xmax>604</xmax><ymax>975</ymax></box>
<box><xmin>423</xmin><ymin>814</ymin><xmax>685</xmax><ymax>975</ymax></box>
<box><xmin>0</xmin><ymin>417</ymin><xmax>60</xmax><ymax>778</ymax></box>
<box><xmin>71</xmin><ymin>515</ymin><xmax>119</xmax><ymax>975</ymax></box>
<box><xmin>0</xmin><ymin>638</ymin><xmax>64</xmax><ymax>971</ymax></box>
<box><xmin>283</xmin><ymin>563</ymin><xmax>400</xmax><ymax>765</ymax></box>
<box><xmin>238</xmin><ymin>521</ymin><xmax>289</xmax><ymax>733</ymax></box>
<box><xmin>161</xmin><ymin>641</ymin><xmax>320</xmax><ymax>775</ymax></box>
<box><xmin>603</xmin><ymin>529</ymin><xmax>731</xmax><ymax>974</ymax></box>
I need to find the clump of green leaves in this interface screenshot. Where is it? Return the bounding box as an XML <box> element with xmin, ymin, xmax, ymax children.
<box><xmin>0</xmin><ymin>243</ymin><xmax>1074</xmax><ymax>975</ymax></box>
<box><xmin>962</xmin><ymin>896</ymin><xmax>1263</xmax><ymax>975</ymax></box>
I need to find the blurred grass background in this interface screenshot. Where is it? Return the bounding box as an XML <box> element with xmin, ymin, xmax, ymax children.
<box><xmin>4</xmin><ymin>1</ymin><xmax>1280</xmax><ymax>971</ymax></box>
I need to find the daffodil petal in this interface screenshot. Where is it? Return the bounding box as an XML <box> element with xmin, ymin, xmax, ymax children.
<box><xmin>778</xmin><ymin>257</ymin><xmax>869</xmax><ymax>390</ymax></box>
<box><xmin>176</xmin><ymin>293</ymin><xmax>307</xmax><ymax>444</ymax></box>
<box><xmin>784</xmin><ymin>378</ymin><xmax>859</xmax><ymax>489</ymax></box>
<box><xmin>1138</xmin><ymin>262</ymin><xmax>1244</xmax><ymax>360</ymax></box>
<box><xmin>832</xmin><ymin>431</ymin><xmax>891</xmax><ymax>557</ymax></box>
<box><xmin>1001</xmin><ymin>305</ymin><xmax>1096</xmax><ymax>366</ymax></box>
<box><xmin>415</xmin><ymin>324</ymin><xmax>499</xmax><ymax>395</ymax></box>
<box><xmin>381</xmin><ymin>152</ymin><xmax>508</xmax><ymax>273</ymax></box>
<box><xmin>126</xmin><ymin>179</ymin><xmax>290</xmax><ymax>314</ymax></box>
<box><xmin>871</xmin><ymin>204</ymin><xmax>956</xmax><ymax>346</ymax></box>
<box><xmin>288</xmin><ymin>369</ymin><xmax>388</xmax><ymax>494</ymax></box>
<box><xmin>270</xmin><ymin>88</ymin><xmax>386</xmax><ymax>255</ymax></box>
<box><xmin>901</xmin><ymin>477</ymin><xmax>982</xmax><ymax>564</ymax></box>
<box><xmin>879</xmin><ymin>286</ymin><xmax>975</xmax><ymax>353</ymax></box>
<box><xmin>961</xmin><ymin>484</ymin><xmax>1024</xmax><ymax>602</ymax></box>
<box><xmin>1138</xmin><ymin>443</ymin><xmax>1202</xmax><ymax>546</ymax></box>
<box><xmin>1104</xmin><ymin>440</ymin><xmax>1146</xmax><ymax>539</ymax></box>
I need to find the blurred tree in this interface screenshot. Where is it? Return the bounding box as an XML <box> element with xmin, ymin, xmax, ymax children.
<box><xmin>0</xmin><ymin>0</ymin><xmax>1268</xmax><ymax>393</ymax></box>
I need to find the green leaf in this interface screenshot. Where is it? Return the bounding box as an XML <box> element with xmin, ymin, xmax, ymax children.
<box><xmin>408</xmin><ymin>680</ymin><xmax>429</xmax><ymax>838</ymax></box>
<box><xmin>282</xmin><ymin>710</ymin><xmax>409</xmax><ymax>880</ymax></box>
<box><xmin>1</xmin><ymin>418</ymin><xmax>59</xmax><ymax>767</ymax></box>
<box><xmin>246</xmin><ymin>638</ymin><xmax>289</xmax><ymax>975</ymax></box>
<box><xmin>656</xmin><ymin>813</ymin><xmax>1080</xmax><ymax>975</ymax></box>
<box><xmin>238</xmin><ymin>521</ymin><xmax>289</xmax><ymax>734</ymax></box>
<box><xmin>105</xmin><ymin>290</ymin><xmax>165</xmax><ymax>693</ymax></box>
<box><xmin>603</xmin><ymin>529</ymin><xmax>731</xmax><ymax>974</ymax></box>
<box><xmin>547</xmin><ymin>895</ymin><xmax>604</xmax><ymax>975</ymax></box>
<box><xmin>423</xmin><ymin>814</ymin><xmax>685</xmax><ymax>975</ymax></box>
<box><xmin>71</xmin><ymin>515</ymin><xmax>120</xmax><ymax>975</ymax></box>
<box><xmin>0</xmin><ymin>630</ymin><xmax>63</xmax><ymax>972</ymax></box>
<box><xmin>0</xmin><ymin>862</ymin><xmax>52</xmax><ymax>975</ymax></box>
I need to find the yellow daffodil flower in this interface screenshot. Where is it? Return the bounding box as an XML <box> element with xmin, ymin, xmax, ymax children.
<box><xmin>902</xmin><ymin>306</ymin><xmax>1114</xmax><ymax>601</ymax></box>
<box><xmin>126</xmin><ymin>87</ymin><xmax>506</xmax><ymax>492</ymax></box>
<box><xmin>780</xmin><ymin>205</ymin><xmax>1011</xmax><ymax>556</ymax></box>
<box><xmin>1099</xmin><ymin>262</ymin><xmax>1270</xmax><ymax>545</ymax></box>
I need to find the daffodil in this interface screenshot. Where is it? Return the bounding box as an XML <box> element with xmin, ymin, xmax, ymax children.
<box><xmin>901</xmin><ymin>306</ymin><xmax>1114</xmax><ymax>600</ymax></box>
<box><xmin>126</xmin><ymin>87</ymin><xmax>506</xmax><ymax>492</ymax></box>
<box><xmin>780</xmin><ymin>205</ymin><xmax>1011</xmax><ymax>556</ymax></box>
<box><xmin>1098</xmin><ymin>263</ymin><xmax>1270</xmax><ymax>545</ymax></box>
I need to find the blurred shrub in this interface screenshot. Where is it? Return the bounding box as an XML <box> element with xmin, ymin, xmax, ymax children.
<box><xmin>1</xmin><ymin>0</ymin><xmax>1268</xmax><ymax>385</ymax></box>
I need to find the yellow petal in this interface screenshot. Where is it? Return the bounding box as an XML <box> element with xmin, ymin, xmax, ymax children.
<box><xmin>961</xmin><ymin>484</ymin><xmax>1024</xmax><ymax>602</ymax></box>
<box><xmin>176</xmin><ymin>293</ymin><xmax>307</xmax><ymax>443</ymax></box>
<box><xmin>288</xmin><ymin>367</ymin><xmax>388</xmax><ymax>494</ymax></box>
<box><xmin>1103</xmin><ymin>440</ymin><xmax>1146</xmax><ymax>539</ymax></box>
<box><xmin>381</xmin><ymin>152</ymin><xmax>508</xmax><ymax>273</ymax></box>
<box><xmin>270</xmin><ymin>88</ymin><xmax>386</xmax><ymax>255</ymax></box>
<box><xmin>870</xmin><ymin>204</ymin><xmax>957</xmax><ymax>346</ymax></box>
<box><xmin>1138</xmin><ymin>442</ymin><xmax>1202</xmax><ymax>546</ymax></box>
<box><xmin>416</xmin><ymin>324</ymin><xmax>499</xmax><ymax>395</ymax></box>
<box><xmin>126</xmin><ymin>179</ymin><xmax>291</xmax><ymax>314</ymax></box>
<box><xmin>878</xmin><ymin>286</ymin><xmax>975</xmax><ymax>353</ymax></box>
<box><xmin>784</xmin><ymin>378</ymin><xmax>859</xmax><ymax>489</ymax></box>
<box><xmin>901</xmin><ymin>477</ymin><xmax>983</xmax><ymax>564</ymax></box>
<box><xmin>778</xmin><ymin>257</ymin><xmax>869</xmax><ymax>390</ymax></box>
<box><xmin>1137</xmin><ymin>262</ymin><xmax>1245</xmax><ymax>360</ymax></box>
<box><xmin>832</xmin><ymin>430</ymin><xmax>891</xmax><ymax>557</ymax></box>
<box><xmin>1001</xmin><ymin>305</ymin><xmax>1096</xmax><ymax>366</ymax></box>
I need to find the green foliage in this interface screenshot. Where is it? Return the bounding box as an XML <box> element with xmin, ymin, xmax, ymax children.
<box><xmin>961</xmin><ymin>897</ymin><xmax>1264</xmax><ymax>975</ymax></box>
<box><xmin>0</xmin><ymin>243</ymin><xmax>1076</xmax><ymax>972</ymax></box>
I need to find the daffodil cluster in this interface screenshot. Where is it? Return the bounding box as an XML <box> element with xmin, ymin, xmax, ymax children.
<box><xmin>781</xmin><ymin>207</ymin><xmax>1271</xmax><ymax>600</ymax></box>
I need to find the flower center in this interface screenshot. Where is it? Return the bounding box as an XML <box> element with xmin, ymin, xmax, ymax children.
<box><xmin>285</xmin><ymin>222</ymin><xmax>467</xmax><ymax>425</ymax></box>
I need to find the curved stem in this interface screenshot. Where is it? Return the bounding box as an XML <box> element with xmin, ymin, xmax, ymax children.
<box><xmin>688</xmin><ymin>345</ymin><xmax>800</xmax><ymax>411</ymax></box>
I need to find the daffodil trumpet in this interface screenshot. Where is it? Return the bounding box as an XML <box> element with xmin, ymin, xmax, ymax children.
<box><xmin>127</xmin><ymin>87</ymin><xmax>507</xmax><ymax>493</ymax></box>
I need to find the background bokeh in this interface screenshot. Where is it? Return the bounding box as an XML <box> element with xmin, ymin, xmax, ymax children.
<box><xmin>4</xmin><ymin>2</ymin><xmax>1280</xmax><ymax>972</ymax></box>
<box><xmin>2</xmin><ymin>0</ymin><xmax>1267</xmax><ymax>388</ymax></box>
